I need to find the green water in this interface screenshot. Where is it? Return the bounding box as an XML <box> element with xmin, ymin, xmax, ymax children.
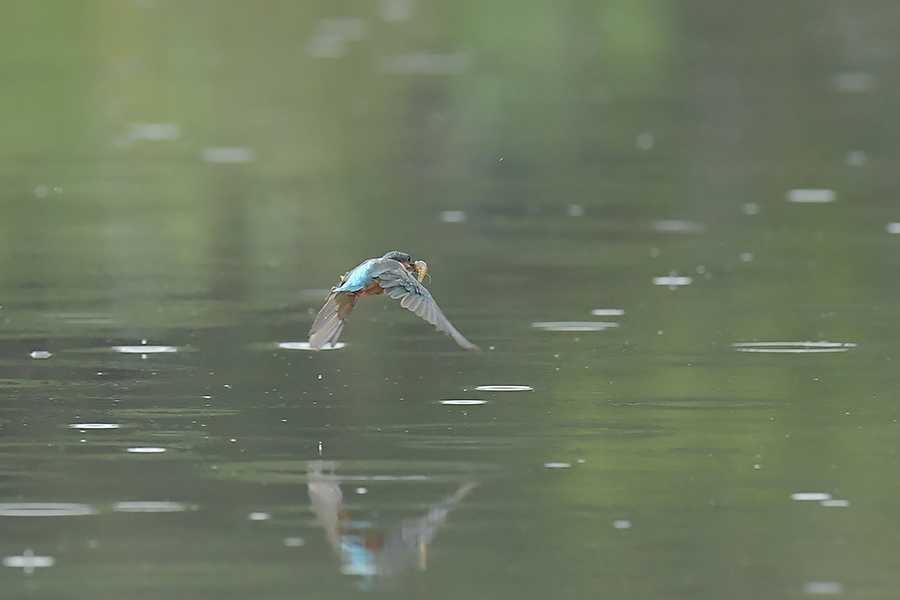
<box><xmin>2</xmin><ymin>1</ymin><xmax>900</xmax><ymax>598</ymax></box>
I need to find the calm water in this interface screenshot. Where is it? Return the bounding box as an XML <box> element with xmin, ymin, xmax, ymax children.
<box><xmin>3</xmin><ymin>2</ymin><xmax>900</xmax><ymax>598</ymax></box>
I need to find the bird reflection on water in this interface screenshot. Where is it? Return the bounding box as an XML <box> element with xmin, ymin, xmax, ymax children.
<box><xmin>306</xmin><ymin>460</ymin><xmax>476</xmax><ymax>585</ymax></box>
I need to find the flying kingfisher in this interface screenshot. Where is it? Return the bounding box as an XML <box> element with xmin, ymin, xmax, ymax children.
<box><xmin>308</xmin><ymin>251</ymin><xmax>479</xmax><ymax>351</ymax></box>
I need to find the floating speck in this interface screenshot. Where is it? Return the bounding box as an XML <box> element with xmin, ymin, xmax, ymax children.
<box><xmin>653</xmin><ymin>273</ymin><xmax>692</xmax><ymax>289</ymax></box>
<box><xmin>29</xmin><ymin>350</ymin><xmax>51</xmax><ymax>359</ymax></box>
<box><xmin>566</xmin><ymin>204</ymin><xmax>585</xmax><ymax>217</ymax></box>
<box><xmin>2</xmin><ymin>549</ymin><xmax>55</xmax><ymax>574</ymax></box>
<box><xmin>742</xmin><ymin>202</ymin><xmax>760</xmax><ymax>215</ymax></box>
<box><xmin>791</xmin><ymin>492</ymin><xmax>832</xmax><ymax>501</ymax></box>
<box><xmin>734</xmin><ymin>341</ymin><xmax>856</xmax><ymax>354</ymax></box>
<box><xmin>283</xmin><ymin>537</ymin><xmax>305</xmax><ymax>547</ymax></box>
<box><xmin>803</xmin><ymin>581</ymin><xmax>844</xmax><ymax>595</ymax></box>
<box><xmin>474</xmin><ymin>385</ymin><xmax>533</xmax><ymax>392</ymax></box>
<box><xmin>126</xmin><ymin>447</ymin><xmax>167</xmax><ymax>454</ymax></box>
<box><xmin>440</xmin><ymin>399</ymin><xmax>487</xmax><ymax>405</ymax></box>
<box><xmin>653</xmin><ymin>219</ymin><xmax>705</xmax><ymax>233</ymax></box>
<box><xmin>378</xmin><ymin>0</ymin><xmax>414</xmax><ymax>21</ymax></box>
<box><xmin>833</xmin><ymin>71</ymin><xmax>875</xmax><ymax>92</ymax></box>
<box><xmin>113</xmin><ymin>345</ymin><xmax>177</xmax><ymax>354</ymax></box>
<box><xmin>636</xmin><ymin>132</ymin><xmax>655</xmax><ymax>150</ymax></box>
<box><xmin>200</xmin><ymin>147</ymin><xmax>256</xmax><ymax>164</ymax></box>
<box><xmin>820</xmin><ymin>499</ymin><xmax>850</xmax><ymax>508</ymax></box>
<box><xmin>739</xmin><ymin>252</ymin><xmax>754</xmax><ymax>263</ymax></box>
<box><xmin>248</xmin><ymin>512</ymin><xmax>271</xmax><ymax>521</ymax></box>
<box><xmin>68</xmin><ymin>423</ymin><xmax>120</xmax><ymax>430</ymax></box>
<box><xmin>612</xmin><ymin>519</ymin><xmax>632</xmax><ymax>530</ymax></box>
<box><xmin>439</xmin><ymin>210</ymin><xmax>466</xmax><ymax>223</ymax></box>
<box><xmin>544</xmin><ymin>462</ymin><xmax>571</xmax><ymax>469</ymax></box>
<box><xmin>787</xmin><ymin>189</ymin><xmax>837</xmax><ymax>203</ymax></box>
<box><xmin>126</xmin><ymin>122</ymin><xmax>181</xmax><ymax>141</ymax></box>
<box><xmin>355</xmin><ymin>487</ymin><xmax>368</xmax><ymax>495</ymax></box>
<box><xmin>591</xmin><ymin>308</ymin><xmax>625</xmax><ymax>316</ymax></box>
<box><xmin>887</xmin><ymin>223</ymin><xmax>900</xmax><ymax>234</ymax></box>
<box><xmin>113</xmin><ymin>501</ymin><xmax>189</xmax><ymax>513</ymax></box>
<box><xmin>845</xmin><ymin>150</ymin><xmax>867</xmax><ymax>166</ymax></box>
<box><xmin>278</xmin><ymin>341</ymin><xmax>345</xmax><ymax>351</ymax></box>
<box><xmin>532</xmin><ymin>321</ymin><xmax>618</xmax><ymax>332</ymax></box>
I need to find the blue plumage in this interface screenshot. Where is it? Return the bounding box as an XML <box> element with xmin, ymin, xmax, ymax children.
<box><xmin>336</xmin><ymin>259</ymin><xmax>377</xmax><ymax>291</ymax></box>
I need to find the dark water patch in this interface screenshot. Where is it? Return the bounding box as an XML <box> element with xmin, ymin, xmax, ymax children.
<box><xmin>622</xmin><ymin>396</ymin><xmax>778</xmax><ymax>411</ymax></box>
<box><xmin>111</xmin><ymin>407</ymin><xmax>241</xmax><ymax>420</ymax></box>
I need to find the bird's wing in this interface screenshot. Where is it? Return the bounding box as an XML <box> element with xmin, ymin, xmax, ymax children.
<box><xmin>308</xmin><ymin>289</ymin><xmax>355</xmax><ymax>350</ymax></box>
<box><xmin>373</xmin><ymin>260</ymin><xmax>480</xmax><ymax>351</ymax></box>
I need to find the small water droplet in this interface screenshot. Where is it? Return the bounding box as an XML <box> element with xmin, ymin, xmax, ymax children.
<box><xmin>636</xmin><ymin>132</ymin><xmax>655</xmax><ymax>149</ymax></box>
<box><xmin>439</xmin><ymin>210</ymin><xmax>466</xmax><ymax>223</ymax></box>
<box><xmin>803</xmin><ymin>581</ymin><xmax>843</xmax><ymax>595</ymax></box>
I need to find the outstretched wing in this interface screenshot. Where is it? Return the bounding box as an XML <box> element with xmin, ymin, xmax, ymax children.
<box><xmin>373</xmin><ymin>261</ymin><xmax>480</xmax><ymax>351</ymax></box>
<box><xmin>308</xmin><ymin>289</ymin><xmax>356</xmax><ymax>350</ymax></box>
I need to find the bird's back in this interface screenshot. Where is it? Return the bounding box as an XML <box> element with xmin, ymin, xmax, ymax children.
<box><xmin>336</xmin><ymin>258</ymin><xmax>378</xmax><ymax>292</ymax></box>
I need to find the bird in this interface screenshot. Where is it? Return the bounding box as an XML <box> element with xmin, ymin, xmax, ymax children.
<box><xmin>308</xmin><ymin>251</ymin><xmax>479</xmax><ymax>351</ymax></box>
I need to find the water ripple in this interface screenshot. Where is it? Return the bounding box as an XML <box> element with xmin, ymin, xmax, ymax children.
<box><xmin>68</xmin><ymin>423</ymin><xmax>120</xmax><ymax>430</ymax></box>
<box><xmin>113</xmin><ymin>345</ymin><xmax>177</xmax><ymax>354</ymax></box>
<box><xmin>126</xmin><ymin>447</ymin><xmax>167</xmax><ymax>454</ymax></box>
<box><xmin>2</xmin><ymin>550</ymin><xmax>55</xmax><ymax>574</ymax></box>
<box><xmin>787</xmin><ymin>189</ymin><xmax>837</xmax><ymax>203</ymax></box>
<box><xmin>653</xmin><ymin>273</ymin><xmax>693</xmax><ymax>289</ymax></box>
<box><xmin>439</xmin><ymin>399</ymin><xmax>487</xmax><ymax>405</ymax></box>
<box><xmin>113</xmin><ymin>501</ymin><xmax>191</xmax><ymax>513</ymax></box>
<box><xmin>474</xmin><ymin>385</ymin><xmax>533</xmax><ymax>392</ymax></box>
<box><xmin>734</xmin><ymin>341</ymin><xmax>857</xmax><ymax>354</ymax></box>
<box><xmin>278</xmin><ymin>341</ymin><xmax>346</xmax><ymax>351</ymax></box>
<box><xmin>791</xmin><ymin>492</ymin><xmax>831</xmax><ymax>501</ymax></box>
<box><xmin>532</xmin><ymin>321</ymin><xmax>618</xmax><ymax>332</ymax></box>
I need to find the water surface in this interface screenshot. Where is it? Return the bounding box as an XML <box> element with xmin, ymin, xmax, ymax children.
<box><xmin>2</xmin><ymin>2</ymin><xmax>900</xmax><ymax>598</ymax></box>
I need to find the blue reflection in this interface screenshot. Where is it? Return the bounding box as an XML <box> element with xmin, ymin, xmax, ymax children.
<box><xmin>307</xmin><ymin>460</ymin><xmax>476</xmax><ymax>585</ymax></box>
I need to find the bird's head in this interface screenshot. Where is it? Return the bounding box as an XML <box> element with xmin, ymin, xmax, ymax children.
<box><xmin>382</xmin><ymin>250</ymin><xmax>412</xmax><ymax>264</ymax></box>
<box><xmin>382</xmin><ymin>251</ymin><xmax>417</xmax><ymax>275</ymax></box>
<box><xmin>382</xmin><ymin>251</ymin><xmax>426</xmax><ymax>281</ymax></box>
